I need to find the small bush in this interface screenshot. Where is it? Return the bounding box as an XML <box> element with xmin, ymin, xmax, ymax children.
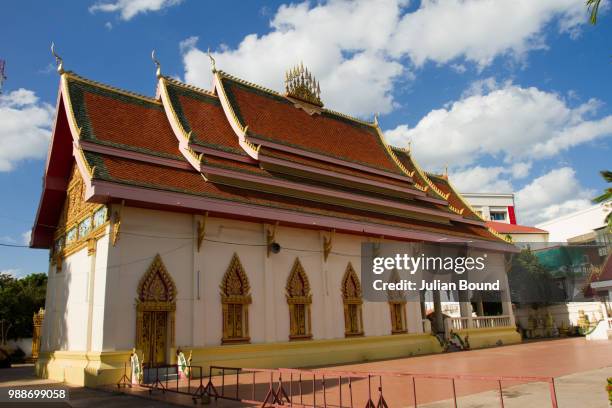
<box><xmin>10</xmin><ymin>347</ymin><xmax>25</xmax><ymax>364</ymax></box>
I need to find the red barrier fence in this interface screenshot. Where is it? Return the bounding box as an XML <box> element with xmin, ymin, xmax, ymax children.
<box><xmin>136</xmin><ymin>363</ymin><xmax>558</xmax><ymax>407</ymax></box>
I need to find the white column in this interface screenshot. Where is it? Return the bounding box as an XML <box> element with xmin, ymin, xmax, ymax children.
<box><xmin>500</xmin><ymin>272</ymin><xmax>515</xmax><ymax>326</ymax></box>
<box><xmin>262</xmin><ymin>223</ymin><xmax>277</xmax><ymax>342</ymax></box>
<box><xmin>459</xmin><ymin>300</ymin><xmax>473</xmax><ymax>329</ymax></box>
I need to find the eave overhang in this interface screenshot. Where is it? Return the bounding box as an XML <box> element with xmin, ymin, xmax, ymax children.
<box><xmin>85</xmin><ymin>179</ymin><xmax>518</xmax><ymax>254</ymax></box>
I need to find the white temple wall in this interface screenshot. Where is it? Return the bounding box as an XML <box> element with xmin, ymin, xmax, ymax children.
<box><xmin>99</xmin><ymin>205</ymin><xmax>431</xmax><ymax>351</ymax></box>
<box><xmin>43</xmin><ymin>204</ymin><xmax>516</xmax><ymax>355</ymax></box>
<box><xmin>90</xmin><ymin>231</ymin><xmax>110</xmax><ymax>352</ymax></box>
<box><xmin>104</xmin><ymin>205</ymin><xmax>194</xmax><ymax>351</ymax></box>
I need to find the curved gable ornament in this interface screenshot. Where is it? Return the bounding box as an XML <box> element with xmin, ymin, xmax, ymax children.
<box><xmin>341</xmin><ymin>263</ymin><xmax>362</xmax><ymax>303</ymax></box>
<box><xmin>138</xmin><ymin>254</ymin><xmax>177</xmax><ymax>303</ymax></box>
<box><xmin>286</xmin><ymin>258</ymin><xmax>311</xmax><ymax>302</ymax></box>
<box><xmin>220</xmin><ymin>253</ymin><xmax>252</xmax><ymax>303</ymax></box>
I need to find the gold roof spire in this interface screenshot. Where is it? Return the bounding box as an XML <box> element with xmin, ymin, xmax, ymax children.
<box><xmin>284</xmin><ymin>62</ymin><xmax>322</xmax><ymax>107</ymax></box>
<box><xmin>50</xmin><ymin>42</ymin><xmax>64</xmax><ymax>74</ymax></box>
<box><xmin>151</xmin><ymin>50</ymin><xmax>162</xmax><ymax>78</ymax></box>
<box><xmin>207</xmin><ymin>48</ymin><xmax>217</xmax><ymax>73</ymax></box>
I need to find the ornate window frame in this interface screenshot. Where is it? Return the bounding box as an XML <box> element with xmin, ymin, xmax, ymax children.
<box><xmin>135</xmin><ymin>254</ymin><xmax>177</xmax><ymax>363</ymax></box>
<box><xmin>52</xmin><ymin>166</ymin><xmax>108</xmax><ymax>268</ymax></box>
<box><xmin>286</xmin><ymin>258</ymin><xmax>312</xmax><ymax>340</ymax></box>
<box><xmin>220</xmin><ymin>253</ymin><xmax>252</xmax><ymax>344</ymax></box>
<box><xmin>387</xmin><ymin>269</ymin><xmax>407</xmax><ymax>334</ymax></box>
<box><xmin>341</xmin><ymin>262</ymin><xmax>364</xmax><ymax>337</ymax></box>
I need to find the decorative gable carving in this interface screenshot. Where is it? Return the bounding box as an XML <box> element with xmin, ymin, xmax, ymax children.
<box><xmin>341</xmin><ymin>263</ymin><xmax>362</xmax><ymax>302</ymax></box>
<box><xmin>286</xmin><ymin>258</ymin><xmax>311</xmax><ymax>300</ymax></box>
<box><xmin>137</xmin><ymin>254</ymin><xmax>177</xmax><ymax>303</ymax></box>
<box><xmin>220</xmin><ymin>253</ymin><xmax>252</xmax><ymax>301</ymax></box>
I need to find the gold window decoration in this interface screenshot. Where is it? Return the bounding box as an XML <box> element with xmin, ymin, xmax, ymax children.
<box><xmin>220</xmin><ymin>253</ymin><xmax>252</xmax><ymax>344</ymax></box>
<box><xmin>341</xmin><ymin>263</ymin><xmax>364</xmax><ymax>337</ymax></box>
<box><xmin>388</xmin><ymin>269</ymin><xmax>407</xmax><ymax>334</ymax></box>
<box><xmin>53</xmin><ymin>165</ymin><xmax>107</xmax><ymax>260</ymax></box>
<box><xmin>135</xmin><ymin>254</ymin><xmax>177</xmax><ymax>365</ymax></box>
<box><xmin>389</xmin><ymin>302</ymin><xmax>407</xmax><ymax>334</ymax></box>
<box><xmin>286</xmin><ymin>258</ymin><xmax>312</xmax><ymax>340</ymax></box>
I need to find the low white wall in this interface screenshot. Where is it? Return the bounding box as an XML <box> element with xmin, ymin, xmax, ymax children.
<box><xmin>5</xmin><ymin>338</ymin><xmax>33</xmax><ymax>357</ymax></box>
<box><xmin>515</xmin><ymin>302</ymin><xmax>607</xmax><ymax>329</ymax></box>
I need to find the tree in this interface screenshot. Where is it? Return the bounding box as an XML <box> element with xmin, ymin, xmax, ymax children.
<box><xmin>587</xmin><ymin>0</ymin><xmax>603</xmax><ymax>24</ymax></box>
<box><xmin>507</xmin><ymin>248</ymin><xmax>561</xmax><ymax>307</ymax></box>
<box><xmin>592</xmin><ymin>170</ymin><xmax>612</xmax><ymax>230</ymax></box>
<box><xmin>0</xmin><ymin>272</ymin><xmax>47</xmax><ymax>344</ymax></box>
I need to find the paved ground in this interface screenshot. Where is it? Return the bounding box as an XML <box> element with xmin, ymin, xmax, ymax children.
<box><xmin>0</xmin><ymin>364</ymin><xmax>178</xmax><ymax>407</ymax></box>
<box><xmin>421</xmin><ymin>366</ymin><xmax>612</xmax><ymax>408</ymax></box>
<box><xmin>1</xmin><ymin>337</ymin><xmax>611</xmax><ymax>407</ymax></box>
<box><xmin>321</xmin><ymin>336</ymin><xmax>612</xmax><ymax>406</ymax></box>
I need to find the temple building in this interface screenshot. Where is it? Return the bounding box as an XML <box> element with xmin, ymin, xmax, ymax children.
<box><xmin>30</xmin><ymin>55</ymin><xmax>519</xmax><ymax>386</ymax></box>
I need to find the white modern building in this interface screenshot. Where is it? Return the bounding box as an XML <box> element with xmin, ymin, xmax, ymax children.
<box><xmin>536</xmin><ymin>202</ymin><xmax>611</xmax><ymax>246</ymax></box>
<box><xmin>461</xmin><ymin>193</ymin><xmax>516</xmax><ymax>224</ymax></box>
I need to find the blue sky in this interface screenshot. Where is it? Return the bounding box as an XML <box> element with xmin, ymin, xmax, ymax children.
<box><xmin>0</xmin><ymin>0</ymin><xmax>610</xmax><ymax>277</ymax></box>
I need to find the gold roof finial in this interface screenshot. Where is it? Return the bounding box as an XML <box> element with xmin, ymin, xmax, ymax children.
<box><xmin>207</xmin><ymin>48</ymin><xmax>217</xmax><ymax>73</ymax></box>
<box><xmin>374</xmin><ymin>112</ymin><xmax>379</xmax><ymax>126</ymax></box>
<box><xmin>284</xmin><ymin>62</ymin><xmax>323</xmax><ymax>106</ymax></box>
<box><xmin>151</xmin><ymin>50</ymin><xmax>162</xmax><ymax>78</ymax></box>
<box><xmin>444</xmin><ymin>164</ymin><xmax>449</xmax><ymax>178</ymax></box>
<box><xmin>50</xmin><ymin>42</ymin><xmax>64</xmax><ymax>74</ymax></box>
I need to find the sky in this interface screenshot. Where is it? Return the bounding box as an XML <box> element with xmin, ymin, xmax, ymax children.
<box><xmin>0</xmin><ymin>0</ymin><xmax>610</xmax><ymax>277</ymax></box>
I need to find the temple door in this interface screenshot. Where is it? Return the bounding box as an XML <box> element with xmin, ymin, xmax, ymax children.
<box><xmin>142</xmin><ymin>311</ymin><xmax>167</xmax><ymax>365</ymax></box>
<box><xmin>136</xmin><ymin>254</ymin><xmax>177</xmax><ymax>367</ymax></box>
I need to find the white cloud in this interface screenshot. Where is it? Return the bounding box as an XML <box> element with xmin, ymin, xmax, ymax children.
<box><xmin>0</xmin><ymin>268</ymin><xmax>20</xmax><ymax>277</ymax></box>
<box><xmin>22</xmin><ymin>231</ymin><xmax>31</xmax><ymax>246</ymax></box>
<box><xmin>450</xmin><ymin>63</ymin><xmax>467</xmax><ymax>74</ymax></box>
<box><xmin>386</xmin><ymin>80</ymin><xmax>612</xmax><ymax>169</ymax></box>
<box><xmin>181</xmin><ymin>0</ymin><xmax>405</xmax><ymax>117</ymax></box>
<box><xmin>89</xmin><ymin>0</ymin><xmax>183</xmax><ymax>21</ymax></box>
<box><xmin>180</xmin><ymin>0</ymin><xmax>588</xmax><ymax>117</ymax></box>
<box><xmin>388</xmin><ymin>0</ymin><xmax>585</xmax><ymax>68</ymax></box>
<box><xmin>515</xmin><ymin>167</ymin><xmax>593</xmax><ymax>224</ymax></box>
<box><xmin>511</xmin><ymin>162</ymin><xmax>531</xmax><ymax>179</ymax></box>
<box><xmin>450</xmin><ymin>166</ymin><xmax>514</xmax><ymax>193</ymax></box>
<box><xmin>0</xmin><ymin>89</ymin><xmax>53</xmax><ymax>172</ymax></box>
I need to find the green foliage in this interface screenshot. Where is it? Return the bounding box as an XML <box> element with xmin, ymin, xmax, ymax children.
<box><xmin>0</xmin><ymin>272</ymin><xmax>47</xmax><ymax>342</ymax></box>
<box><xmin>592</xmin><ymin>170</ymin><xmax>612</xmax><ymax>231</ymax></box>
<box><xmin>507</xmin><ymin>248</ymin><xmax>556</xmax><ymax>307</ymax></box>
<box><xmin>587</xmin><ymin>0</ymin><xmax>603</xmax><ymax>25</ymax></box>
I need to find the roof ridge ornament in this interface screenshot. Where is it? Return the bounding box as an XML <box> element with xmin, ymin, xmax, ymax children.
<box><xmin>284</xmin><ymin>62</ymin><xmax>322</xmax><ymax>107</ymax></box>
<box><xmin>50</xmin><ymin>42</ymin><xmax>64</xmax><ymax>74</ymax></box>
<box><xmin>207</xmin><ymin>48</ymin><xmax>217</xmax><ymax>73</ymax></box>
<box><xmin>151</xmin><ymin>50</ymin><xmax>162</xmax><ymax>78</ymax></box>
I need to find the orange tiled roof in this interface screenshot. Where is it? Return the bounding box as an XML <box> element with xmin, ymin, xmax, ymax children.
<box><xmin>259</xmin><ymin>147</ymin><xmax>413</xmax><ymax>189</ymax></box>
<box><xmin>85</xmin><ymin>151</ymin><xmax>501</xmax><ymax>242</ymax></box>
<box><xmin>427</xmin><ymin>173</ymin><xmax>482</xmax><ymax>221</ymax></box>
<box><xmin>66</xmin><ymin>76</ymin><xmax>181</xmax><ymax>159</ymax></box>
<box><xmin>221</xmin><ymin>76</ymin><xmax>403</xmax><ymax>174</ymax></box>
<box><xmin>31</xmin><ymin>69</ymin><xmax>511</xmax><ymax>249</ymax></box>
<box><xmin>486</xmin><ymin>221</ymin><xmax>548</xmax><ymax>234</ymax></box>
<box><xmin>164</xmin><ymin>80</ymin><xmax>246</xmax><ymax>155</ymax></box>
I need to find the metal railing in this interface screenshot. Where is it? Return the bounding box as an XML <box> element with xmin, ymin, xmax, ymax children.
<box><xmin>139</xmin><ymin>363</ymin><xmax>207</xmax><ymax>403</ymax></box>
<box><xmin>199</xmin><ymin>365</ymin><xmax>558</xmax><ymax>408</ymax></box>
